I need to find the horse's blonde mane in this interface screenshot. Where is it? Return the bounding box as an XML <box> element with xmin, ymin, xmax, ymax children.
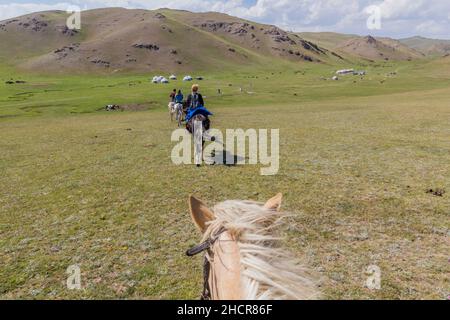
<box><xmin>203</xmin><ymin>200</ymin><xmax>319</xmax><ymax>300</ymax></box>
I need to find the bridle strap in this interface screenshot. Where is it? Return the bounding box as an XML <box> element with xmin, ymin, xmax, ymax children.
<box><xmin>185</xmin><ymin>227</ymin><xmax>226</xmax><ymax>257</ymax></box>
<box><xmin>186</xmin><ymin>239</ymin><xmax>213</xmax><ymax>257</ymax></box>
<box><xmin>186</xmin><ymin>227</ymin><xmax>227</xmax><ymax>300</ymax></box>
<box><xmin>201</xmin><ymin>256</ymin><xmax>211</xmax><ymax>300</ymax></box>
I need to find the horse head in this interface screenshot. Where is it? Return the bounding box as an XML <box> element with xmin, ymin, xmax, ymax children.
<box><xmin>187</xmin><ymin>194</ymin><xmax>319</xmax><ymax>300</ymax></box>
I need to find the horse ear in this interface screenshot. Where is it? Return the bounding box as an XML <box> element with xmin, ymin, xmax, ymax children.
<box><xmin>264</xmin><ymin>193</ymin><xmax>282</xmax><ymax>211</ymax></box>
<box><xmin>189</xmin><ymin>196</ymin><xmax>215</xmax><ymax>232</ymax></box>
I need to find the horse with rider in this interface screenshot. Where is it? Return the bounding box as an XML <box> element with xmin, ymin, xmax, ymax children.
<box><xmin>169</xmin><ymin>84</ymin><xmax>213</xmax><ymax>133</ymax></box>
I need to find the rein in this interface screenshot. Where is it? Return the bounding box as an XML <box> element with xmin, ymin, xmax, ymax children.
<box><xmin>186</xmin><ymin>227</ymin><xmax>226</xmax><ymax>300</ymax></box>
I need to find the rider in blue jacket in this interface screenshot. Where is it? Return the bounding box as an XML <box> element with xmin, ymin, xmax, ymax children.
<box><xmin>175</xmin><ymin>90</ymin><xmax>184</xmax><ymax>104</ymax></box>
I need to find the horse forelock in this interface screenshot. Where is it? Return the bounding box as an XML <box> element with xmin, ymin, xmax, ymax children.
<box><xmin>204</xmin><ymin>200</ymin><xmax>320</xmax><ymax>300</ymax></box>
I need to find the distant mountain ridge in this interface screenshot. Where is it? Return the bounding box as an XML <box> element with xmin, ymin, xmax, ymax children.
<box><xmin>338</xmin><ymin>35</ymin><xmax>424</xmax><ymax>61</ymax></box>
<box><xmin>399</xmin><ymin>36</ymin><xmax>450</xmax><ymax>56</ymax></box>
<box><xmin>0</xmin><ymin>8</ymin><xmax>447</xmax><ymax>74</ymax></box>
<box><xmin>299</xmin><ymin>33</ymin><xmax>430</xmax><ymax>62</ymax></box>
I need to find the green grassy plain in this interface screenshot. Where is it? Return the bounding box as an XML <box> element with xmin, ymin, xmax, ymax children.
<box><xmin>0</xmin><ymin>59</ymin><xmax>449</xmax><ymax>299</ymax></box>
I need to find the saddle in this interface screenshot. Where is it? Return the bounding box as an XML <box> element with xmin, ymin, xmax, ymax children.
<box><xmin>185</xmin><ymin>106</ymin><xmax>213</xmax><ymax>122</ymax></box>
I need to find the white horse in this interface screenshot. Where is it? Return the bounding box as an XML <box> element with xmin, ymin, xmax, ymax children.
<box><xmin>187</xmin><ymin>193</ymin><xmax>320</xmax><ymax>300</ymax></box>
<box><xmin>169</xmin><ymin>102</ymin><xmax>183</xmax><ymax>126</ymax></box>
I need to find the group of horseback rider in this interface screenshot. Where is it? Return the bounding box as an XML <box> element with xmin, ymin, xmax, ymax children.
<box><xmin>169</xmin><ymin>84</ymin><xmax>212</xmax><ymax>133</ymax></box>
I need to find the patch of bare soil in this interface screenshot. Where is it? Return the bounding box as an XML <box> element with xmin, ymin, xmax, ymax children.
<box><xmin>105</xmin><ymin>103</ymin><xmax>156</xmax><ymax>112</ymax></box>
<box><xmin>120</xmin><ymin>103</ymin><xmax>151</xmax><ymax>111</ymax></box>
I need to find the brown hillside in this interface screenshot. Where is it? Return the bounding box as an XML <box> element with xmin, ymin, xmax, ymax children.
<box><xmin>338</xmin><ymin>35</ymin><xmax>424</xmax><ymax>61</ymax></box>
<box><xmin>0</xmin><ymin>8</ymin><xmax>332</xmax><ymax>74</ymax></box>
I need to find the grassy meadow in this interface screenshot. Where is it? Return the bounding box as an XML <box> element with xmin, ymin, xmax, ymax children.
<box><xmin>0</xmin><ymin>59</ymin><xmax>449</xmax><ymax>299</ymax></box>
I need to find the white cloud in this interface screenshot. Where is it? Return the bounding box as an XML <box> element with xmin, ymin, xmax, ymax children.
<box><xmin>376</xmin><ymin>0</ymin><xmax>426</xmax><ymax>19</ymax></box>
<box><xmin>0</xmin><ymin>3</ymin><xmax>74</xmax><ymax>20</ymax></box>
<box><xmin>1</xmin><ymin>0</ymin><xmax>449</xmax><ymax>39</ymax></box>
<box><xmin>416</xmin><ymin>20</ymin><xmax>447</xmax><ymax>35</ymax></box>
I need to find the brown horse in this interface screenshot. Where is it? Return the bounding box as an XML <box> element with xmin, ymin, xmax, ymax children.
<box><xmin>186</xmin><ymin>114</ymin><xmax>210</xmax><ymax>136</ymax></box>
<box><xmin>187</xmin><ymin>194</ymin><xmax>320</xmax><ymax>300</ymax></box>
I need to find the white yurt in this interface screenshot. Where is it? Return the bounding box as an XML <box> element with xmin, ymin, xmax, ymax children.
<box><xmin>183</xmin><ymin>75</ymin><xmax>193</xmax><ymax>81</ymax></box>
<box><xmin>169</xmin><ymin>75</ymin><xmax>177</xmax><ymax>80</ymax></box>
<box><xmin>336</xmin><ymin>69</ymin><xmax>354</xmax><ymax>75</ymax></box>
<box><xmin>152</xmin><ymin>76</ymin><xmax>167</xmax><ymax>83</ymax></box>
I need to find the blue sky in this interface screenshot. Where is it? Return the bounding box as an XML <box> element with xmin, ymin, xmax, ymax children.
<box><xmin>1</xmin><ymin>0</ymin><xmax>449</xmax><ymax>39</ymax></box>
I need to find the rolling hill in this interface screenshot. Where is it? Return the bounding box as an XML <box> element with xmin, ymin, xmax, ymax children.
<box><xmin>297</xmin><ymin>32</ymin><xmax>357</xmax><ymax>50</ymax></box>
<box><xmin>338</xmin><ymin>36</ymin><xmax>424</xmax><ymax>61</ymax></box>
<box><xmin>400</xmin><ymin>36</ymin><xmax>450</xmax><ymax>56</ymax></box>
<box><xmin>299</xmin><ymin>33</ymin><xmax>425</xmax><ymax>61</ymax></box>
<box><xmin>0</xmin><ymin>8</ymin><xmax>337</xmax><ymax>74</ymax></box>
